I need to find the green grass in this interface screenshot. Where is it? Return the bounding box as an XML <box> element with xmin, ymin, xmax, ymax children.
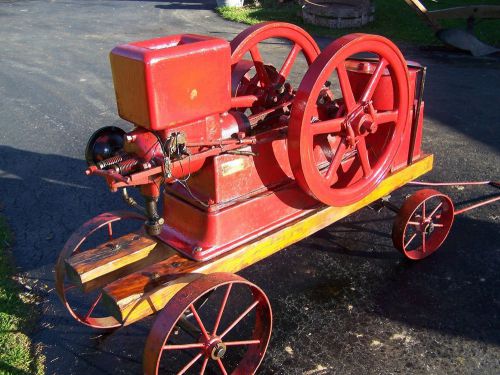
<box><xmin>217</xmin><ymin>0</ymin><xmax>500</xmax><ymax>46</ymax></box>
<box><xmin>0</xmin><ymin>217</ymin><xmax>45</xmax><ymax>375</ymax></box>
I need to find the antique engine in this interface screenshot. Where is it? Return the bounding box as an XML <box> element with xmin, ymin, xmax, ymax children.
<box><xmin>84</xmin><ymin>23</ymin><xmax>424</xmax><ymax>262</ymax></box>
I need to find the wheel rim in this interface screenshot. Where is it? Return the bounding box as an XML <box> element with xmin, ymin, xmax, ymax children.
<box><xmin>230</xmin><ymin>22</ymin><xmax>320</xmax><ymax>113</ymax></box>
<box><xmin>288</xmin><ymin>34</ymin><xmax>411</xmax><ymax>206</ymax></box>
<box><xmin>144</xmin><ymin>273</ymin><xmax>272</xmax><ymax>375</ymax></box>
<box><xmin>393</xmin><ymin>189</ymin><xmax>454</xmax><ymax>260</ymax></box>
<box><xmin>55</xmin><ymin>211</ymin><xmax>145</xmax><ymax>329</ymax></box>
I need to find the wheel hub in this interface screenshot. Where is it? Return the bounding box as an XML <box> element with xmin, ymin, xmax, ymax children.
<box><xmin>342</xmin><ymin>102</ymin><xmax>376</xmax><ymax>146</ymax></box>
<box><xmin>210</xmin><ymin>342</ymin><xmax>227</xmax><ymax>360</ymax></box>
<box><xmin>201</xmin><ymin>336</ymin><xmax>228</xmax><ymax>361</ymax></box>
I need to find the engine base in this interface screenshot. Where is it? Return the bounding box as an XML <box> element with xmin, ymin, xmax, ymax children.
<box><xmin>158</xmin><ymin>180</ymin><xmax>320</xmax><ymax>261</ymax></box>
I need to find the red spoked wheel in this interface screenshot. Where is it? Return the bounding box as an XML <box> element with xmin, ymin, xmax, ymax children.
<box><xmin>230</xmin><ymin>22</ymin><xmax>320</xmax><ymax>114</ymax></box>
<box><xmin>392</xmin><ymin>189</ymin><xmax>454</xmax><ymax>260</ymax></box>
<box><xmin>288</xmin><ymin>34</ymin><xmax>411</xmax><ymax>207</ymax></box>
<box><xmin>55</xmin><ymin>211</ymin><xmax>145</xmax><ymax>329</ymax></box>
<box><xmin>143</xmin><ymin>273</ymin><xmax>272</xmax><ymax>375</ymax></box>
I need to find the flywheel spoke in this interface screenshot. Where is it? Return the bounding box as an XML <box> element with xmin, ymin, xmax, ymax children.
<box><xmin>374</xmin><ymin>110</ymin><xmax>398</xmax><ymax>124</ymax></box>
<box><xmin>360</xmin><ymin>58</ymin><xmax>388</xmax><ymax>103</ymax></box>
<box><xmin>249</xmin><ymin>45</ymin><xmax>270</xmax><ymax>87</ymax></box>
<box><xmin>325</xmin><ymin>141</ymin><xmax>347</xmax><ymax>184</ymax></box>
<box><xmin>356</xmin><ymin>137</ymin><xmax>372</xmax><ymax>176</ymax></box>
<box><xmin>278</xmin><ymin>43</ymin><xmax>302</xmax><ymax>84</ymax></box>
<box><xmin>337</xmin><ymin>63</ymin><xmax>356</xmax><ymax>112</ymax></box>
<box><xmin>311</xmin><ymin>117</ymin><xmax>344</xmax><ymax>136</ymax></box>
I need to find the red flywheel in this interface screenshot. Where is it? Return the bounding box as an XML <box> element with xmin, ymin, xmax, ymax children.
<box><xmin>288</xmin><ymin>34</ymin><xmax>411</xmax><ymax>206</ymax></box>
<box><xmin>230</xmin><ymin>22</ymin><xmax>320</xmax><ymax>113</ymax></box>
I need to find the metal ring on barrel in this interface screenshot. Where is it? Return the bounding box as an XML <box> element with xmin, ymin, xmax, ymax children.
<box><xmin>288</xmin><ymin>34</ymin><xmax>411</xmax><ymax>207</ymax></box>
<box><xmin>143</xmin><ymin>273</ymin><xmax>272</xmax><ymax>375</ymax></box>
<box><xmin>230</xmin><ymin>22</ymin><xmax>320</xmax><ymax>112</ymax></box>
<box><xmin>55</xmin><ymin>210</ymin><xmax>145</xmax><ymax>329</ymax></box>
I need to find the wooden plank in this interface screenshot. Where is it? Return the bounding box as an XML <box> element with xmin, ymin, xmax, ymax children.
<box><xmin>102</xmin><ymin>155</ymin><xmax>434</xmax><ymax>325</ymax></box>
<box><xmin>65</xmin><ymin>232</ymin><xmax>175</xmax><ymax>293</ymax></box>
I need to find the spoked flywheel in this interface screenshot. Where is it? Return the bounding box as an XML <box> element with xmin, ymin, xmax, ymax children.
<box><xmin>143</xmin><ymin>273</ymin><xmax>272</xmax><ymax>375</ymax></box>
<box><xmin>230</xmin><ymin>22</ymin><xmax>320</xmax><ymax>115</ymax></box>
<box><xmin>288</xmin><ymin>34</ymin><xmax>411</xmax><ymax>206</ymax></box>
<box><xmin>55</xmin><ymin>211</ymin><xmax>145</xmax><ymax>329</ymax></box>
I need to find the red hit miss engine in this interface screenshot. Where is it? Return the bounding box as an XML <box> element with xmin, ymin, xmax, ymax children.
<box><xmin>57</xmin><ymin>22</ymin><xmax>446</xmax><ymax>374</ymax></box>
<box><xmin>84</xmin><ymin>23</ymin><xmax>424</xmax><ymax>262</ymax></box>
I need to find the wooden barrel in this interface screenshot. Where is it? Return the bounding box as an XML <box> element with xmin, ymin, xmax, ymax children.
<box><xmin>302</xmin><ymin>0</ymin><xmax>375</xmax><ymax>28</ymax></box>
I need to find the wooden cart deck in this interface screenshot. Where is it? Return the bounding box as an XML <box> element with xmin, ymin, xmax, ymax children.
<box><xmin>65</xmin><ymin>155</ymin><xmax>433</xmax><ymax>326</ymax></box>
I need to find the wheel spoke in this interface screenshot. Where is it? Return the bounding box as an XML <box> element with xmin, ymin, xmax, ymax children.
<box><xmin>428</xmin><ymin>202</ymin><xmax>443</xmax><ymax>220</ymax></box>
<box><xmin>356</xmin><ymin>137</ymin><xmax>372</xmax><ymax>176</ymax></box>
<box><xmin>407</xmin><ymin>221</ymin><xmax>420</xmax><ymax>226</ymax></box>
<box><xmin>421</xmin><ymin>201</ymin><xmax>427</xmax><ymax>253</ymax></box>
<box><xmin>200</xmin><ymin>357</ymin><xmax>208</xmax><ymax>375</ymax></box>
<box><xmin>311</xmin><ymin>117</ymin><xmax>344</xmax><ymax>136</ymax></box>
<box><xmin>224</xmin><ymin>339</ymin><xmax>261</xmax><ymax>346</ymax></box>
<box><xmin>360</xmin><ymin>58</ymin><xmax>388</xmax><ymax>103</ymax></box>
<box><xmin>249</xmin><ymin>45</ymin><xmax>270</xmax><ymax>87</ymax></box>
<box><xmin>405</xmin><ymin>232</ymin><xmax>417</xmax><ymax>249</ymax></box>
<box><xmin>216</xmin><ymin>358</ymin><xmax>228</xmax><ymax>375</ymax></box>
<box><xmin>84</xmin><ymin>293</ymin><xmax>102</xmax><ymax>321</ymax></box>
<box><xmin>107</xmin><ymin>222</ymin><xmax>113</xmax><ymax>239</ymax></box>
<box><xmin>220</xmin><ymin>300</ymin><xmax>259</xmax><ymax>339</ymax></box>
<box><xmin>163</xmin><ymin>343</ymin><xmax>205</xmax><ymax>351</ymax></box>
<box><xmin>189</xmin><ymin>304</ymin><xmax>210</xmax><ymax>341</ymax></box>
<box><xmin>64</xmin><ymin>284</ymin><xmax>77</xmax><ymax>293</ymax></box>
<box><xmin>278</xmin><ymin>43</ymin><xmax>302</xmax><ymax>84</ymax></box>
<box><xmin>325</xmin><ymin>140</ymin><xmax>347</xmax><ymax>184</ymax></box>
<box><xmin>374</xmin><ymin>110</ymin><xmax>398</xmax><ymax>124</ymax></box>
<box><xmin>177</xmin><ymin>352</ymin><xmax>203</xmax><ymax>375</ymax></box>
<box><xmin>337</xmin><ymin>63</ymin><xmax>356</xmax><ymax>112</ymax></box>
<box><xmin>213</xmin><ymin>284</ymin><xmax>232</xmax><ymax>336</ymax></box>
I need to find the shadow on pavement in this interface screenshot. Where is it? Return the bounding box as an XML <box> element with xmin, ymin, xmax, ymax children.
<box><xmin>306</xmin><ymin>214</ymin><xmax>500</xmax><ymax>347</ymax></box>
<box><xmin>0</xmin><ymin>145</ymin><xmax>127</xmax><ymax>269</ymax></box>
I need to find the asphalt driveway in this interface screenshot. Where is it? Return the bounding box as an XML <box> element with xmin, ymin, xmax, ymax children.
<box><xmin>0</xmin><ymin>1</ymin><xmax>499</xmax><ymax>374</ymax></box>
